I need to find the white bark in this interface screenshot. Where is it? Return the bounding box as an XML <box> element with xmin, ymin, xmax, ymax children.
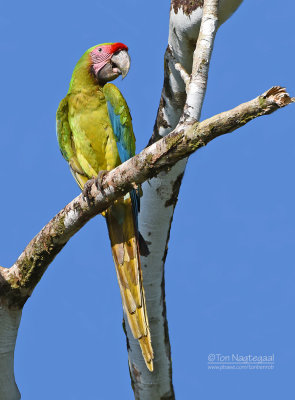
<box><xmin>126</xmin><ymin>161</ymin><xmax>187</xmax><ymax>400</ymax></box>
<box><xmin>185</xmin><ymin>1</ymin><xmax>219</xmax><ymax>120</ymax></box>
<box><xmin>0</xmin><ymin>306</ymin><xmax>21</xmax><ymax>400</ymax></box>
<box><xmin>127</xmin><ymin>0</ymin><xmax>243</xmax><ymax>398</ymax></box>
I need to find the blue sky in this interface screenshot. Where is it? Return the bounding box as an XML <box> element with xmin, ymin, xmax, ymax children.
<box><xmin>1</xmin><ymin>1</ymin><xmax>294</xmax><ymax>399</ymax></box>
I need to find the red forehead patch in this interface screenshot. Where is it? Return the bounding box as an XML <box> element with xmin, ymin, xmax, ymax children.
<box><xmin>110</xmin><ymin>42</ymin><xmax>128</xmax><ymax>53</ymax></box>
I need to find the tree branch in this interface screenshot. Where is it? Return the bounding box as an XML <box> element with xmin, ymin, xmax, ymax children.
<box><xmin>0</xmin><ymin>2</ymin><xmax>292</xmax><ymax>400</ymax></box>
<box><xmin>184</xmin><ymin>0</ymin><xmax>219</xmax><ymax>120</ymax></box>
<box><xmin>1</xmin><ymin>86</ymin><xmax>292</xmax><ymax>305</ymax></box>
<box><xmin>1</xmin><ymin>3</ymin><xmax>290</xmax><ymax>400</ymax></box>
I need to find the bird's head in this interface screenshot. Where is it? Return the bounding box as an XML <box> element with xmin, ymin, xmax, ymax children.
<box><xmin>88</xmin><ymin>42</ymin><xmax>130</xmax><ymax>85</ymax></box>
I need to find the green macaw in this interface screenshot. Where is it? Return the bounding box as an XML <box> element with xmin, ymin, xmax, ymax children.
<box><xmin>56</xmin><ymin>43</ymin><xmax>153</xmax><ymax>371</ymax></box>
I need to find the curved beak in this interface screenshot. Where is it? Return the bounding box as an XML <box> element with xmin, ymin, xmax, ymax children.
<box><xmin>110</xmin><ymin>49</ymin><xmax>131</xmax><ymax>79</ymax></box>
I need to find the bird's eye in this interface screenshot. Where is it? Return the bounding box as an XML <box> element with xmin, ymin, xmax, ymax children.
<box><xmin>98</xmin><ymin>48</ymin><xmax>102</xmax><ymax>52</ymax></box>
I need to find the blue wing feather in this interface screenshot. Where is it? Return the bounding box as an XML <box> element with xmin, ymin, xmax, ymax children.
<box><xmin>106</xmin><ymin>101</ymin><xmax>132</xmax><ymax>162</ymax></box>
<box><xmin>106</xmin><ymin>99</ymin><xmax>139</xmax><ymax>227</ymax></box>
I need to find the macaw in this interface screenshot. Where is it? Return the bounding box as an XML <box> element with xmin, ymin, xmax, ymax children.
<box><xmin>56</xmin><ymin>43</ymin><xmax>153</xmax><ymax>371</ymax></box>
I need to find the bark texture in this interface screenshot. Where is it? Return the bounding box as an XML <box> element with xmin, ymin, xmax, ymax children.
<box><xmin>0</xmin><ymin>306</ymin><xmax>21</xmax><ymax>400</ymax></box>
<box><xmin>1</xmin><ymin>1</ymin><xmax>294</xmax><ymax>399</ymax></box>
<box><xmin>2</xmin><ymin>87</ymin><xmax>292</xmax><ymax>296</ymax></box>
<box><xmin>128</xmin><ymin>0</ymin><xmax>243</xmax><ymax>398</ymax></box>
<box><xmin>0</xmin><ymin>83</ymin><xmax>292</xmax><ymax>398</ymax></box>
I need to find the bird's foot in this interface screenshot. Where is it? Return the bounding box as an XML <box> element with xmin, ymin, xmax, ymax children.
<box><xmin>96</xmin><ymin>170</ymin><xmax>108</xmax><ymax>192</ymax></box>
<box><xmin>82</xmin><ymin>178</ymin><xmax>96</xmax><ymax>201</ymax></box>
<box><xmin>82</xmin><ymin>170</ymin><xmax>108</xmax><ymax>201</ymax></box>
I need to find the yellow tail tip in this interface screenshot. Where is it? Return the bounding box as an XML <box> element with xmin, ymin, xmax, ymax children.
<box><xmin>146</xmin><ymin>360</ymin><xmax>154</xmax><ymax>372</ymax></box>
<box><xmin>139</xmin><ymin>336</ymin><xmax>154</xmax><ymax>372</ymax></box>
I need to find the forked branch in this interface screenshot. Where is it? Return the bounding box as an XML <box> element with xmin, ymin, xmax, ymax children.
<box><xmin>0</xmin><ymin>86</ymin><xmax>293</xmax><ymax>307</ymax></box>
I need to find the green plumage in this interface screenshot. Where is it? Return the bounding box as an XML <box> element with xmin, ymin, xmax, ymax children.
<box><xmin>56</xmin><ymin>44</ymin><xmax>154</xmax><ymax>370</ymax></box>
<box><xmin>56</xmin><ymin>47</ymin><xmax>135</xmax><ymax>188</ymax></box>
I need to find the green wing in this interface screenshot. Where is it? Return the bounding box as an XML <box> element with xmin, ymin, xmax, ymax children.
<box><xmin>56</xmin><ymin>96</ymin><xmax>88</xmax><ymax>189</ymax></box>
<box><xmin>56</xmin><ymin>96</ymin><xmax>73</xmax><ymax>162</ymax></box>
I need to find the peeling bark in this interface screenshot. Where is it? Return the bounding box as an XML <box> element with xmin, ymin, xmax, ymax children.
<box><xmin>171</xmin><ymin>0</ymin><xmax>204</xmax><ymax>16</ymax></box>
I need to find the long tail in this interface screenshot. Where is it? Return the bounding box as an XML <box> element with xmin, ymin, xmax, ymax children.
<box><xmin>106</xmin><ymin>194</ymin><xmax>154</xmax><ymax>371</ymax></box>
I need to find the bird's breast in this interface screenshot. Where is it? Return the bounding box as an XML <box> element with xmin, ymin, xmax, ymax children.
<box><xmin>68</xmin><ymin>91</ymin><xmax>121</xmax><ymax>176</ymax></box>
